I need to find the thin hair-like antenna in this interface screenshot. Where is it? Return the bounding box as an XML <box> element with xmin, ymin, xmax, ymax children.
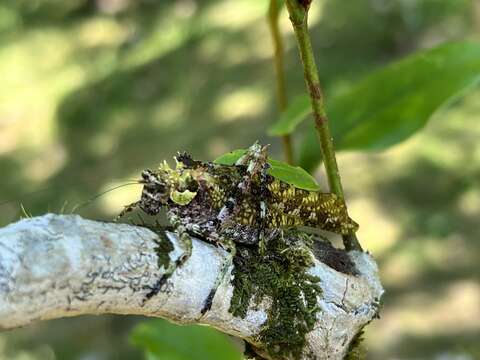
<box><xmin>0</xmin><ymin>179</ymin><xmax>143</xmax><ymax>208</ymax></box>
<box><xmin>71</xmin><ymin>181</ymin><xmax>142</xmax><ymax>214</ymax></box>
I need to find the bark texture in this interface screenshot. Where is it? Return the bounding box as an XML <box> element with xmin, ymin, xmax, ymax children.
<box><xmin>0</xmin><ymin>214</ymin><xmax>383</xmax><ymax>359</ymax></box>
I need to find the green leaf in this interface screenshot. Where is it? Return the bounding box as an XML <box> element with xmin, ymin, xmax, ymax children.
<box><xmin>130</xmin><ymin>319</ymin><xmax>242</xmax><ymax>360</ymax></box>
<box><xmin>268</xmin><ymin>94</ymin><xmax>310</xmax><ymax>136</ymax></box>
<box><xmin>298</xmin><ymin>41</ymin><xmax>480</xmax><ymax>171</ymax></box>
<box><xmin>214</xmin><ymin>149</ymin><xmax>321</xmax><ymax>191</ymax></box>
<box><xmin>213</xmin><ymin>149</ymin><xmax>246</xmax><ymax>165</ymax></box>
<box><xmin>267</xmin><ymin>159</ymin><xmax>321</xmax><ymax>191</ymax></box>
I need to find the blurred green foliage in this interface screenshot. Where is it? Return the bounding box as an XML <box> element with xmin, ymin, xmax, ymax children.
<box><xmin>268</xmin><ymin>41</ymin><xmax>480</xmax><ymax>171</ymax></box>
<box><xmin>268</xmin><ymin>94</ymin><xmax>310</xmax><ymax>137</ymax></box>
<box><xmin>0</xmin><ymin>0</ymin><xmax>479</xmax><ymax>359</ymax></box>
<box><xmin>130</xmin><ymin>320</ymin><xmax>242</xmax><ymax>360</ymax></box>
<box><xmin>297</xmin><ymin>41</ymin><xmax>480</xmax><ymax>171</ymax></box>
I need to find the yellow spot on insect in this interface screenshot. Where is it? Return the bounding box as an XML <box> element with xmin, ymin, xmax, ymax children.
<box><xmin>170</xmin><ymin>189</ymin><xmax>197</xmax><ymax>205</ymax></box>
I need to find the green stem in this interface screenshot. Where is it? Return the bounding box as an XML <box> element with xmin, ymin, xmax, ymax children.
<box><xmin>268</xmin><ymin>0</ymin><xmax>294</xmax><ymax>165</ymax></box>
<box><xmin>284</xmin><ymin>0</ymin><xmax>362</xmax><ymax>251</ymax></box>
<box><xmin>280</xmin><ymin>135</ymin><xmax>294</xmax><ymax>165</ymax></box>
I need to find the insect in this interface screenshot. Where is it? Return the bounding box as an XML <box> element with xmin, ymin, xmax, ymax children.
<box><xmin>118</xmin><ymin>143</ymin><xmax>358</xmax><ymax>301</ymax></box>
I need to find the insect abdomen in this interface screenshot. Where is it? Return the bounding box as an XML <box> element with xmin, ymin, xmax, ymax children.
<box><xmin>267</xmin><ymin>181</ymin><xmax>358</xmax><ymax>235</ymax></box>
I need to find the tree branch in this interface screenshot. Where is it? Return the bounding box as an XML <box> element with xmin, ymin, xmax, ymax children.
<box><xmin>0</xmin><ymin>214</ymin><xmax>383</xmax><ymax>359</ymax></box>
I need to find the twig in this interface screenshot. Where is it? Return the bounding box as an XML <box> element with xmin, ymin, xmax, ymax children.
<box><xmin>284</xmin><ymin>0</ymin><xmax>362</xmax><ymax>251</ymax></box>
<box><xmin>268</xmin><ymin>0</ymin><xmax>294</xmax><ymax>165</ymax></box>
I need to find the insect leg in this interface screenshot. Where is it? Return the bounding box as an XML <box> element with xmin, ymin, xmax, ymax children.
<box><xmin>115</xmin><ymin>201</ymin><xmax>141</xmax><ymax>221</ymax></box>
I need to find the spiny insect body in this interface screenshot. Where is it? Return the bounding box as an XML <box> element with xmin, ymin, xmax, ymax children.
<box><xmin>119</xmin><ymin>143</ymin><xmax>358</xmax><ymax>299</ymax></box>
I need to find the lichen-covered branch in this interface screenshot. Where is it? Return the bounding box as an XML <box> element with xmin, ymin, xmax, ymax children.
<box><xmin>0</xmin><ymin>214</ymin><xmax>383</xmax><ymax>359</ymax></box>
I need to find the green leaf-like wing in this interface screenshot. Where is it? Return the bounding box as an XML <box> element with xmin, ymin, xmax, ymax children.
<box><xmin>268</xmin><ymin>94</ymin><xmax>310</xmax><ymax>136</ymax></box>
<box><xmin>214</xmin><ymin>149</ymin><xmax>321</xmax><ymax>191</ymax></box>
<box><xmin>130</xmin><ymin>320</ymin><xmax>242</xmax><ymax>360</ymax></box>
<box><xmin>298</xmin><ymin>41</ymin><xmax>480</xmax><ymax>171</ymax></box>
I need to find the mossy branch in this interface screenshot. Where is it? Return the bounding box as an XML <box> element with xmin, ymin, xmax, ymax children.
<box><xmin>0</xmin><ymin>214</ymin><xmax>382</xmax><ymax>359</ymax></box>
<box><xmin>284</xmin><ymin>0</ymin><xmax>362</xmax><ymax>251</ymax></box>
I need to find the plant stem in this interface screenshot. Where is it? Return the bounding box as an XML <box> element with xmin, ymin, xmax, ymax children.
<box><xmin>284</xmin><ymin>0</ymin><xmax>362</xmax><ymax>251</ymax></box>
<box><xmin>268</xmin><ymin>0</ymin><xmax>294</xmax><ymax>165</ymax></box>
<box><xmin>281</xmin><ymin>134</ymin><xmax>294</xmax><ymax>165</ymax></box>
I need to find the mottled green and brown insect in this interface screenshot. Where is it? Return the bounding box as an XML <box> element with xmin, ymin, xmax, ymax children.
<box><xmin>119</xmin><ymin>143</ymin><xmax>358</xmax><ymax>269</ymax></box>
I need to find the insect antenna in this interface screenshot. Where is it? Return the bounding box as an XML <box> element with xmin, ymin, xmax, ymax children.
<box><xmin>70</xmin><ymin>181</ymin><xmax>142</xmax><ymax>214</ymax></box>
<box><xmin>0</xmin><ymin>177</ymin><xmax>143</xmax><ymax>208</ymax></box>
<box><xmin>1</xmin><ymin>179</ymin><xmax>145</xmax><ymax>223</ymax></box>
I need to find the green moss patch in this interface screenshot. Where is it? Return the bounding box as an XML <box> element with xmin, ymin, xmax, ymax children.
<box><xmin>229</xmin><ymin>230</ymin><xmax>322</xmax><ymax>359</ymax></box>
<box><xmin>132</xmin><ymin>221</ymin><xmax>174</xmax><ymax>271</ymax></box>
<box><xmin>152</xmin><ymin>230</ymin><xmax>174</xmax><ymax>270</ymax></box>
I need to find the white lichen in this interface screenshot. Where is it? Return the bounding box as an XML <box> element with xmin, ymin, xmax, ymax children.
<box><xmin>0</xmin><ymin>214</ymin><xmax>383</xmax><ymax>359</ymax></box>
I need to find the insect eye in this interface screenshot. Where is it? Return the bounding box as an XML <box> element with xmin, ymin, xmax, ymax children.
<box><xmin>141</xmin><ymin>169</ymin><xmax>153</xmax><ymax>180</ymax></box>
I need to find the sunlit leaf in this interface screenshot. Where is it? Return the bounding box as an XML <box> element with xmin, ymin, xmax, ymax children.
<box><xmin>298</xmin><ymin>41</ymin><xmax>480</xmax><ymax>171</ymax></box>
<box><xmin>213</xmin><ymin>149</ymin><xmax>247</xmax><ymax>165</ymax></box>
<box><xmin>130</xmin><ymin>320</ymin><xmax>242</xmax><ymax>360</ymax></box>
<box><xmin>268</xmin><ymin>94</ymin><xmax>310</xmax><ymax>136</ymax></box>
<box><xmin>214</xmin><ymin>149</ymin><xmax>321</xmax><ymax>191</ymax></box>
<box><xmin>267</xmin><ymin>159</ymin><xmax>321</xmax><ymax>191</ymax></box>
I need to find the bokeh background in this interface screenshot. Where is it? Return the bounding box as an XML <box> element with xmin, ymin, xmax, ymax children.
<box><xmin>0</xmin><ymin>0</ymin><xmax>479</xmax><ymax>359</ymax></box>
